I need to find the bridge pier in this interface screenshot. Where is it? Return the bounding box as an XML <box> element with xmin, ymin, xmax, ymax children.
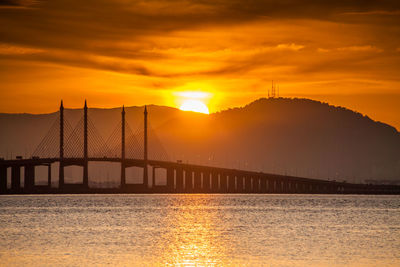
<box><xmin>83</xmin><ymin>162</ymin><xmax>88</xmax><ymax>189</ymax></box>
<box><xmin>185</xmin><ymin>169</ymin><xmax>193</xmax><ymax>192</ymax></box>
<box><xmin>287</xmin><ymin>180</ymin><xmax>292</xmax><ymax>193</ymax></box>
<box><xmin>211</xmin><ymin>172</ymin><xmax>218</xmax><ymax>192</ymax></box>
<box><xmin>270</xmin><ymin>179</ymin><xmax>275</xmax><ymax>193</ymax></box>
<box><xmin>272</xmin><ymin>179</ymin><xmax>278</xmax><ymax>193</ymax></box>
<box><xmin>11</xmin><ymin>165</ymin><xmax>21</xmax><ymax>192</ymax></box>
<box><xmin>282</xmin><ymin>180</ymin><xmax>289</xmax><ymax>193</ymax></box>
<box><xmin>244</xmin><ymin>176</ymin><xmax>252</xmax><ymax>193</ymax></box>
<box><xmin>219</xmin><ymin>173</ymin><xmax>227</xmax><ymax>193</ymax></box>
<box><xmin>228</xmin><ymin>173</ymin><xmax>235</xmax><ymax>193</ymax></box>
<box><xmin>260</xmin><ymin>177</ymin><xmax>266</xmax><ymax>193</ymax></box>
<box><xmin>295</xmin><ymin>182</ymin><xmax>300</xmax><ymax>193</ymax></box>
<box><xmin>121</xmin><ymin>161</ymin><xmax>126</xmax><ymax>188</ymax></box>
<box><xmin>0</xmin><ymin>166</ymin><xmax>7</xmax><ymax>193</ymax></box>
<box><xmin>314</xmin><ymin>183</ymin><xmax>321</xmax><ymax>194</ymax></box>
<box><xmin>270</xmin><ymin>179</ymin><xmax>276</xmax><ymax>193</ymax></box>
<box><xmin>193</xmin><ymin>170</ymin><xmax>201</xmax><ymax>193</ymax></box>
<box><xmin>175</xmin><ymin>168</ymin><xmax>184</xmax><ymax>192</ymax></box>
<box><xmin>59</xmin><ymin>162</ymin><xmax>64</xmax><ymax>189</ymax></box>
<box><xmin>313</xmin><ymin>184</ymin><xmax>319</xmax><ymax>193</ymax></box>
<box><xmin>291</xmin><ymin>181</ymin><xmax>297</xmax><ymax>193</ymax></box>
<box><xmin>24</xmin><ymin>165</ymin><xmax>35</xmax><ymax>191</ymax></box>
<box><xmin>278</xmin><ymin>179</ymin><xmax>284</xmax><ymax>193</ymax></box>
<box><xmin>237</xmin><ymin>176</ymin><xmax>244</xmax><ymax>193</ymax></box>
<box><xmin>166</xmin><ymin>167</ymin><xmax>174</xmax><ymax>192</ymax></box>
<box><xmin>279</xmin><ymin>179</ymin><xmax>284</xmax><ymax>193</ymax></box>
<box><xmin>151</xmin><ymin>166</ymin><xmax>156</xmax><ymax>187</ymax></box>
<box><xmin>202</xmin><ymin>171</ymin><xmax>210</xmax><ymax>192</ymax></box>
<box><xmin>301</xmin><ymin>183</ymin><xmax>307</xmax><ymax>193</ymax></box>
<box><xmin>252</xmin><ymin>176</ymin><xmax>260</xmax><ymax>193</ymax></box>
<box><xmin>47</xmin><ymin>164</ymin><xmax>52</xmax><ymax>187</ymax></box>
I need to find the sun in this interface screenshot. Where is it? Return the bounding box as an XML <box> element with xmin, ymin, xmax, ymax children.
<box><xmin>180</xmin><ymin>99</ymin><xmax>210</xmax><ymax>114</ymax></box>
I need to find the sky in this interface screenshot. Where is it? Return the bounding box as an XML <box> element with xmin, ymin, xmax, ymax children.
<box><xmin>1</xmin><ymin>0</ymin><xmax>400</xmax><ymax>129</ymax></box>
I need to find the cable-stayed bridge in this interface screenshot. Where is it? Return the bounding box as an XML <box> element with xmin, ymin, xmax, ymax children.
<box><xmin>1</xmin><ymin>101</ymin><xmax>399</xmax><ymax>194</ymax></box>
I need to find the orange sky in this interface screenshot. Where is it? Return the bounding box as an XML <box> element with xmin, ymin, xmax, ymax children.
<box><xmin>0</xmin><ymin>0</ymin><xmax>400</xmax><ymax>129</ymax></box>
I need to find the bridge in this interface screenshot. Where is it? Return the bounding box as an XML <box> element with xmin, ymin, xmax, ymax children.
<box><xmin>1</xmin><ymin>101</ymin><xmax>399</xmax><ymax>195</ymax></box>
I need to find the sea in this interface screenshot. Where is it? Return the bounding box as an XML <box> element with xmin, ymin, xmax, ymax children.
<box><xmin>0</xmin><ymin>194</ymin><xmax>399</xmax><ymax>266</ymax></box>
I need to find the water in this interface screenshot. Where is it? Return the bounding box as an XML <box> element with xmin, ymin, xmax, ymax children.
<box><xmin>0</xmin><ymin>194</ymin><xmax>399</xmax><ymax>266</ymax></box>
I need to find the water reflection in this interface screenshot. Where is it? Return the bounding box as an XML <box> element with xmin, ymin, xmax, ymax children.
<box><xmin>157</xmin><ymin>195</ymin><xmax>228</xmax><ymax>265</ymax></box>
<box><xmin>0</xmin><ymin>194</ymin><xmax>399</xmax><ymax>266</ymax></box>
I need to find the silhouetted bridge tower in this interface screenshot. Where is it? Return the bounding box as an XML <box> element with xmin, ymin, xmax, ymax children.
<box><xmin>0</xmin><ymin>101</ymin><xmax>399</xmax><ymax>195</ymax></box>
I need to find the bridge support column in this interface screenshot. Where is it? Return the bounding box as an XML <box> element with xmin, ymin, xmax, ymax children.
<box><xmin>185</xmin><ymin>169</ymin><xmax>193</xmax><ymax>192</ymax></box>
<box><xmin>83</xmin><ymin>162</ymin><xmax>89</xmax><ymax>188</ymax></box>
<box><xmin>121</xmin><ymin>161</ymin><xmax>126</xmax><ymax>188</ymax></box>
<box><xmin>252</xmin><ymin>177</ymin><xmax>260</xmax><ymax>193</ymax></box>
<box><xmin>333</xmin><ymin>185</ymin><xmax>339</xmax><ymax>194</ymax></box>
<box><xmin>314</xmin><ymin>184</ymin><xmax>320</xmax><ymax>193</ymax></box>
<box><xmin>301</xmin><ymin>183</ymin><xmax>307</xmax><ymax>193</ymax></box>
<box><xmin>211</xmin><ymin>172</ymin><xmax>218</xmax><ymax>192</ymax></box>
<box><xmin>11</xmin><ymin>166</ymin><xmax>20</xmax><ymax>192</ymax></box>
<box><xmin>244</xmin><ymin>176</ymin><xmax>252</xmax><ymax>193</ymax></box>
<box><xmin>24</xmin><ymin>165</ymin><xmax>35</xmax><ymax>191</ymax></box>
<box><xmin>236</xmin><ymin>176</ymin><xmax>244</xmax><ymax>193</ymax></box>
<box><xmin>275</xmin><ymin>179</ymin><xmax>282</xmax><ymax>193</ymax></box>
<box><xmin>220</xmin><ymin>173</ymin><xmax>227</xmax><ymax>193</ymax></box>
<box><xmin>290</xmin><ymin>181</ymin><xmax>297</xmax><ymax>193</ymax></box>
<box><xmin>0</xmin><ymin>166</ymin><xmax>7</xmax><ymax>193</ymax></box>
<box><xmin>151</xmin><ymin>166</ymin><xmax>156</xmax><ymax>187</ymax></box>
<box><xmin>290</xmin><ymin>181</ymin><xmax>295</xmax><ymax>193</ymax></box>
<box><xmin>166</xmin><ymin>167</ymin><xmax>174</xmax><ymax>192</ymax></box>
<box><xmin>202</xmin><ymin>171</ymin><xmax>210</xmax><ymax>192</ymax></box>
<box><xmin>193</xmin><ymin>170</ymin><xmax>201</xmax><ymax>192</ymax></box>
<box><xmin>260</xmin><ymin>177</ymin><xmax>267</xmax><ymax>193</ymax></box>
<box><xmin>270</xmin><ymin>178</ymin><xmax>277</xmax><ymax>193</ymax></box>
<box><xmin>282</xmin><ymin>180</ymin><xmax>289</xmax><ymax>193</ymax></box>
<box><xmin>273</xmin><ymin>179</ymin><xmax>279</xmax><ymax>193</ymax></box>
<box><xmin>176</xmin><ymin>168</ymin><xmax>183</xmax><ymax>192</ymax></box>
<box><xmin>306</xmin><ymin>183</ymin><xmax>313</xmax><ymax>194</ymax></box>
<box><xmin>59</xmin><ymin>162</ymin><xmax>64</xmax><ymax>189</ymax></box>
<box><xmin>228</xmin><ymin>174</ymin><xmax>235</xmax><ymax>193</ymax></box>
<box><xmin>47</xmin><ymin>164</ymin><xmax>52</xmax><ymax>187</ymax></box>
<box><xmin>310</xmin><ymin>183</ymin><xmax>314</xmax><ymax>193</ymax></box>
<box><xmin>236</xmin><ymin>174</ymin><xmax>244</xmax><ymax>193</ymax></box>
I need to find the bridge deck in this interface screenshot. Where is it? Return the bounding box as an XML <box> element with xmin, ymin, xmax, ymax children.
<box><xmin>0</xmin><ymin>157</ymin><xmax>399</xmax><ymax>195</ymax></box>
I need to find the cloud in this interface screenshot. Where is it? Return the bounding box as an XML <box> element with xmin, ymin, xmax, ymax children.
<box><xmin>0</xmin><ymin>43</ymin><xmax>42</xmax><ymax>54</ymax></box>
<box><xmin>0</xmin><ymin>0</ymin><xmax>38</xmax><ymax>8</ymax></box>
<box><xmin>275</xmin><ymin>43</ymin><xmax>304</xmax><ymax>51</ymax></box>
<box><xmin>317</xmin><ymin>48</ymin><xmax>330</xmax><ymax>53</ymax></box>
<box><xmin>341</xmin><ymin>10</ymin><xmax>400</xmax><ymax>16</ymax></box>
<box><xmin>337</xmin><ymin>45</ymin><xmax>383</xmax><ymax>53</ymax></box>
<box><xmin>0</xmin><ymin>0</ymin><xmax>399</xmax><ymax>89</ymax></box>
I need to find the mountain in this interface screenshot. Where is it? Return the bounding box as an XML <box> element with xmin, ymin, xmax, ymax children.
<box><xmin>1</xmin><ymin>98</ymin><xmax>399</xmax><ymax>184</ymax></box>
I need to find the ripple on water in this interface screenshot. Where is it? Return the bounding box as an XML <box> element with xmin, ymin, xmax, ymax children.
<box><xmin>0</xmin><ymin>194</ymin><xmax>399</xmax><ymax>266</ymax></box>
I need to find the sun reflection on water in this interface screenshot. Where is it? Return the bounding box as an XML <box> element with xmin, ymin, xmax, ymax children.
<box><xmin>157</xmin><ymin>195</ymin><xmax>227</xmax><ymax>266</ymax></box>
<box><xmin>1</xmin><ymin>195</ymin><xmax>400</xmax><ymax>267</ymax></box>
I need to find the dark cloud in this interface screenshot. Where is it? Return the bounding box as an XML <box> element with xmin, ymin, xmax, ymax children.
<box><xmin>0</xmin><ymin>0</ymin><xmax>400</xmax><ymax>79</ymax></box>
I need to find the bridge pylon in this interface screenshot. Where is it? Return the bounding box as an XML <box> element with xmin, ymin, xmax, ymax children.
<box><xmin>83</xmin><ymin>100</ymin><xmax>89</xmax><ymax>188</ymax></box>
<box><xmin>143</xmin><ymin>105</ymin><xmax>148</xmax><ymax>188</ymax></box>
<box><xmin>59</xmin><ymin>100</ymin><xmax>64</xmax><ymax>189</ymax></box>
<box><xmin>121</xmin><ymin>105</ymin><xmax>126</xmax><ymax>187</ymax></box>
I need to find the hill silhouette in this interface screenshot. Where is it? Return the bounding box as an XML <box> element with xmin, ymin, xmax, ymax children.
<box><xmin>0</xmin><ymin>98</ymin><xmax>399</xmax><ymax>184</ymax></box>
